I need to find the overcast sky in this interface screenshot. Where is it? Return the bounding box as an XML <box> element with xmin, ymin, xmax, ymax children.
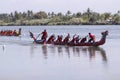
<box><xmin>0</xmin><ymin>0</ymin><xmax>119</xmax><ymax>13</ymax></box>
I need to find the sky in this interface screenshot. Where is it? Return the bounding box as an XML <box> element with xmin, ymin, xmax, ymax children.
<box><xmin>0</xmin><ymin>0</ymin><xmax>120</xmax><ymax>14</ymax></box>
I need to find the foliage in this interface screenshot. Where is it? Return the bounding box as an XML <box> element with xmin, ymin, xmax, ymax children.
<box><xmin>0</xmin><ymin>8</ymin><xmax>120</xmax><ymax>26</ymax></box>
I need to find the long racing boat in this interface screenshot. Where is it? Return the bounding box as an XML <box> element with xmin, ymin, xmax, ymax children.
<box><xmin>29</xmin><ymin>30</ymin><xmax>108</xmax><ymax>47</ymax></box>
<box><xmin>0</xmin><ymin>28</ymin><xmax>21</xmax><ymax>36</ymax></box>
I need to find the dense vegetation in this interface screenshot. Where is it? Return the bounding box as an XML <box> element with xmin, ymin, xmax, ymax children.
<box><xmin>0</xmin><ymin>8</ymin><xmax>120</xmax><ymax>26</ymax></box>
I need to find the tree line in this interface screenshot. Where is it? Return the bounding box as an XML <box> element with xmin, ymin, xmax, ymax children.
<box><xmin>0</xmin><ymin>8</ymin><xmax>120</xmax><ymax>26</ymax></box>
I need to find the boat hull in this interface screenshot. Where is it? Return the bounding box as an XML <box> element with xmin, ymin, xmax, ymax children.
<box><xmin>34</xmin><ymin>40</ymin><xmax>105</xmax><ymax>47</ymax></box>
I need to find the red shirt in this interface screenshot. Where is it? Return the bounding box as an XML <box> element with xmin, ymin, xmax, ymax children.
<box><xmin>90</xmin><ymin>34</ymin><xmax>95</xmax><ymax>40</ymax></box>
<box><xmin>42</xmin><ymin>31</ymin><xmax>48</xmax><ymax>38</ymax></box>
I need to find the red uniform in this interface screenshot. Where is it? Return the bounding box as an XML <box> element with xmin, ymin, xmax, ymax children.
<box><xmin>63</xmin><ymin>34</ymin><xmax>70</xmax><ymax>43</ymax></box>
<box><xmin>89</xmin><ymin>33</ymin><xmax>95</xmax><ymax>43</ymax></box>
<box><xmin>90</xmin><ymin>34</ymin><xmax>95</xmax><ymax>40</ymax></box>
<box><xmin>41</xmin><ymin>30</ymin><xmax>48</xmax><ymax>41</ymax></box>
<box><xmin>47</xmin><ymin>34</ymin><xmax>55</xmax><ymax>43</ymax></box>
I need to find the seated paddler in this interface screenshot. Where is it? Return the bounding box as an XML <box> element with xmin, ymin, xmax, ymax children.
<box><xmin>63</xmin><ymin>33</ymin><xmax>70</xmax><ymax>43</ymax></box>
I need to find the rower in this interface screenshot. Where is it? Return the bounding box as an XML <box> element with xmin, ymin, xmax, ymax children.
<box><xmin>80</xmin><ymin>36</ymin><xmax>87</xmax><ymax>43</ymax></box>
<box><xmin>13</xmin><ymin>30</ymin><xmax>17</xmax><ymax>36</ymax></box>
<box><xmin>40</xmin><ymin>29</ymin><xmax>48</xmax><ymax>42</ymax></box>
<box><xmin>56</xmin><ymin>35</ymin><xmax>63</xmax><ymax>43</ymax></box>
<box><xmin>70</xmin><ymin>34</ymin><xmax>77</xmax><ymax>44</ymax></box>
<box><xmin>76</xmin><ymin>35</ymin><xmax>80</xmax><ymax>43</ymax></box>
<box><xmin>63</xmin><ymin>33</ymin><xmax>70</xmax><ymax>43</ymax></box>
<box><xmin>47</xmin><ymin>34</ymin><xmax>55</xmax><ymax>43</ymax></box>
<box><xmin>88</xmin><ymin>33</ymin><xmax>95</xmax><ymax>43</ymax></box>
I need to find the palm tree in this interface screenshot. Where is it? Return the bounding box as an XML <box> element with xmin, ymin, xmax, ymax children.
<box><xmin>66</xmin><ymin>10</ymin><xmax>71</xmax><ymax>16</ymax></box>
<box><xmin>86</xmin><ymin>8</ymin><xmax>91</xmax><ymax>18</ymax></box>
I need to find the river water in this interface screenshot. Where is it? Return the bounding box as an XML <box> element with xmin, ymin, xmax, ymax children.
<box><xmin>0</xmin><ymin>25</ymin><xmax>120</xmax><ymax>80</ymax></box>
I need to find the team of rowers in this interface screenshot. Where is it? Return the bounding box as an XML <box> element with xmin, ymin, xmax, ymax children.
<box><xmin>37</xmin><ymin>29</ymin><xmax>96</xmax><ymax>44</ymax></box>
<box><xmin>0</xmin><ymin>28</ymin><xmax>21</xmax><ymax>36</ymax></box>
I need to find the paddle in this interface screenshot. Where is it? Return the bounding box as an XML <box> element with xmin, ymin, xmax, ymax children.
<box><xmin>36</xmin><ymin>33</ymin><xmax>41</xmax><ymax>40</ymax></box>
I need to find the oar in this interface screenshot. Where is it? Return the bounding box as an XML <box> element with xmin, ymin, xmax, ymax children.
<box><xmin>36</xmin><ymin>33</ymin><xmax>41</xmax><ymax>40</ymax></box>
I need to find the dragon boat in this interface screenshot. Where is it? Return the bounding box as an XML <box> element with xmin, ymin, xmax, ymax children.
<box><xmin>29</xmin><ymin>30</ymin><xmax>108</xmax><ymax>47</ymax></box>
<box><xmin>0</xmin><ymin>28</ymin><xmax>21</xmax><ymax>36</ymax></box>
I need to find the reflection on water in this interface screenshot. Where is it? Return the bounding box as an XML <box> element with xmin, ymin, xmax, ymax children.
<box><xmin>42</xmin><ymin>45</ymin><xmax>48</xmax><ymax>59</ymax></box>
<box><xmin>30</xmin><ymin>45</ymin><xmax>107</xmax><ymax>62</ymax></box>
<box><xmin>88</xmin><ymin>47</ymin><xmax>107</xmax><ymax>61</ymax></box>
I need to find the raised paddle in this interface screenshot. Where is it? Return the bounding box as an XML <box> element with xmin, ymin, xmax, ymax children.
<box><xmin>36</xmin><ymin>33</ymin><xmax>41</xmax><ymax>40</ymax></box>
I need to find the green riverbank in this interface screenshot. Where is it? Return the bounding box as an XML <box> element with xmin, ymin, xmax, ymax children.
<box><xmin>0</xmin><ymin>8</ymin><xmax>120</xmax><ymax>26</ymax></box>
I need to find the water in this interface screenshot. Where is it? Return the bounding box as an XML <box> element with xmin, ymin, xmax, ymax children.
<box><xmin>0</xmin><ymin>25</ymin><xmax>120</xmax><ymax>80</ymax></box>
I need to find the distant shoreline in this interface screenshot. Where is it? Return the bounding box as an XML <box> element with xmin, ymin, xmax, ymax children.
<box><xmin>0</xmin><ymin>23</ymin><xmax>120</xmax><ymax>26</ymax></box>
<box><xmin>0</xmin><ymin>9</ymin><xmax>120</xmax><ymax>26</ymax></box>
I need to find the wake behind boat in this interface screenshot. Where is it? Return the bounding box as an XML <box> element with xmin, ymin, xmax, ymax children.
<box><xmin>29</xmin><ymin>30</ymin><xmax>108</xmax><ymax>47</ymax></box>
